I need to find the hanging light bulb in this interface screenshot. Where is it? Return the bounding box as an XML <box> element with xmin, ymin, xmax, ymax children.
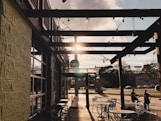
<box><xmin>67</xmin><ymin>18</ymin><xmax>70</xmax><ymax>22</ymax></box>
<box><xmin>140</xmin><ymin>17</ymin><xmax>144</xmax><ymax>20</ymax></box>
<box><xmin>122</xmin><ymin>18</ymin><xmax>125</xmax><ymax>23</ymax></box>
<box><xmin>85</xmin><ymin>17</ymin><xmax>89</xmax><ymax>23</ymax></box>
<box><xmin>132</xmin><ymin>32</ymin><xmax>134</xmax><ymax>36</ymax></box>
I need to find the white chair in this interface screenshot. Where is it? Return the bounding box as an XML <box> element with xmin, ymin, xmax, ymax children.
<box><xmin>109</xmin><ymin>98</ymin><xmax>117</xmax><ymax>110</ymax></box>
<box><xmin>92</xmin><ymin>97</ymin><xmax>97</xmax><ymax>111</ymax></box>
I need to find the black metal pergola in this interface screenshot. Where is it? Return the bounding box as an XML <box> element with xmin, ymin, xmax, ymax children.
<box><xmin>26</xmin><ymin>9</ymin><xmax>161</xmax><ymax>63</ymax></box>
<box><xmin>26</xmin><ymin>9</ymin><xmax>161</xmax><ymax>109</ymax></box>
<box><xmin>13</xmin><ymin>0</ymin><xmax>161</xmax><ymax>109</ymax></box>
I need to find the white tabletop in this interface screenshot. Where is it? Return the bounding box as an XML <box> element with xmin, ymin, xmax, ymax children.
<box><xmin>96</xmin><ymin>101</ymin><xmax>111</xmax><ymax>105</ymax></box>
<box><xmin>96</xmin><ymin>97</ymin><xmax>109</xmax><ymax>102</ymax></box>
<box><xmin>109</xmin><ymin>109</ymin><xmax>136</xmax><ymax>114</ymax></box>
<box><xmin>57</xmin><ymin>102</ymin><xmax>67</xmax><ymax>106</ymax></box>
<box><xmin>59</xmin><ymin>98</ymin><xmax>68</xmax><ymax>102</ymax></box>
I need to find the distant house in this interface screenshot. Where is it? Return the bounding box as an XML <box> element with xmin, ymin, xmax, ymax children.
<box><xmin>135</xmin><ymin>63</ymin><xmax>158</xmax><ymax>86</ymax></box>
<box><xmin>134</xmin><ymin>73</ymin><xmax>158</xmax><ymax>86</ymax></box>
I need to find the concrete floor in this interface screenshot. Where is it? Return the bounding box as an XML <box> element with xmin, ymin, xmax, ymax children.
<box><xmin>67</xmin><ymin>89</ymin><xmax>161</xmax><ymax>121</ymax></box>
<box><xmin>30</xmin><ymin>88</ymin><xmax>161</xmax><ymax>121</ymax></box>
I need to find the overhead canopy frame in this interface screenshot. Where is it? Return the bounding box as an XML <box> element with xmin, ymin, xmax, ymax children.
<box><xmin>13</xmin><ymin>0</ymin><xmax>161</xmax><ymax>64</ymax></box>
<box><xmin>25</xmin><ymin>9</ymin><xmax>161</xmax><ymax>63</ymax></box>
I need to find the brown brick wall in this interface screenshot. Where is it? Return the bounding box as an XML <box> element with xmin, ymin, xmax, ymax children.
<box><xmin>0</xmin><ymin>0</ymin><xmax>31</xmax><ymax>121</ymax></box>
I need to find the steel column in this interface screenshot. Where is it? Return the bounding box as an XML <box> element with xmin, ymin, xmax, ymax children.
<box><xmin>154</xmin><ymin>31</ymin><xmax>161</xmax><ymax>93</ymax></box>
<box><xmin>118</xmin><ymin>58</ymin><xmax>125</xmax><ymax>109</ymax></box>
<box><xmin>86</xmin><ymin>74</ymin><xmax>89</xmax><ymax>110</ymax></box>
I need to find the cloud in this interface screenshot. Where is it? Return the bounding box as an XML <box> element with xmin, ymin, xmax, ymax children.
<box><xmin>50</xmin><ymin>0</ymin><xmax>123</xmax><ymax>30</ymax></box>
<box><xmin>49</xmin><ymin>0</ymin><xmax>155</xmax><ymax>68</ymax></box>
<box><xmin>49</xmin><ymin>0</ymin><xmax>123</xmax><ymax>9</ymax></box>
<box><xmin>70</xmin><ymin>0</ymin><xmax>122</xmax><ymax>9</ymax></box>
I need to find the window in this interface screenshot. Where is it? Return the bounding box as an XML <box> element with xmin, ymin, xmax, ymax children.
<box><xmin>30</xmin><ymin>42</ymin><xmax>47</xmax><ymax>118</ymax></box>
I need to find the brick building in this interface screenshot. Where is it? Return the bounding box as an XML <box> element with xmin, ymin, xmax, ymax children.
<box><xmin>0</xmin><ymin>0</ymin><xmax>69</xmax><ymax>120</ymax></box>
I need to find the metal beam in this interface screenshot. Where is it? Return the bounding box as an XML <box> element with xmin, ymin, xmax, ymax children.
<box><xmin>52</xmin><ymin>42</ymin><xmax>157</xmax><ymax>47</ymax></box>
<box><xmin>144</xmin><ymin>46</ymin><xmax>156</xmax><ymax>53</ymax></box>
<box><xmin>110</xmin><ymin>17</ymin><xmax>161</xmax><ymax>64</ymax></box>
<box><xmin>42</xmin><ymin>30</ymin><xmax>144</xmax><ymax>36</ymax></box>
<box><xmin>53</xmin><ymin>50</ymin><xmax>147</xmax><ymax>54</ymax></box>
<box><xmin>63</xmin><ymin>73</ymin><xmax>88</xmax><ymax>77</ymax></box>
<box><xmin>27</xmin><ymin>9</ymin><xmax>161</xmax><ymax>18</ymax></box>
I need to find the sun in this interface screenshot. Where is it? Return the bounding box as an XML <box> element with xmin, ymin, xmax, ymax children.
<box><xmin>74</xmin><ymin>44</ymin><xmax>83</xmax><ymax>51</ymax></box>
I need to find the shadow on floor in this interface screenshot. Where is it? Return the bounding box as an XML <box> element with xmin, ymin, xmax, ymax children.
<box><xmin>87</xmin><ymin>109</ymin><xmax>95</xmax><ymax>121</ymax></box>
<box><xmin>99</xmin><ymin>93</ymin><xmax>108</xmax><ymax>97</ymax></box>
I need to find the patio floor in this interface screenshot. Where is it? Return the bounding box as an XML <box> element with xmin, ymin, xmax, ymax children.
<box><xmin>66</xmin><ymin>91</ymin><xmax>161</xmax><ymax>121</ymax></box>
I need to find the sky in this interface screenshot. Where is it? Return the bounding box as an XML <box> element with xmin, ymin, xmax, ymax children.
<box><xmin>48</xmin><ymin>0</ymin><xmax>161</xmax><ymax>70</ymax></box>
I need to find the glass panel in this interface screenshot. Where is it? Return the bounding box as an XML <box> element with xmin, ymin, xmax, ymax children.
<box><xmin>28</xmin><ymin>0</ymin><xmax>39</xmax><ymax>9</ymax></box>
<box><xmin>30</xmin><ymin>43</ymin><xmax>47</xmax><ymax>117</ymax></box>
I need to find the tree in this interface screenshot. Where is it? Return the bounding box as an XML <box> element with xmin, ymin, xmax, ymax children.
<box><xmin>121</xmin><ymin>65</ymin><xmax>136</xmax><ymax>87</ymax></box>
<box><xmin>98</xmin><ymin>66</ymin><xmax>119</xmax><ymax>88</ymax></box>
<box><xmin>142</xmin><ymin>63</ymin><xmax>158</xmax><ymax>79</ymax></box>
<box><xmin>98</xmin><ymin>64</ymin><xmax>137</xmax><ymax>88</ymax></box>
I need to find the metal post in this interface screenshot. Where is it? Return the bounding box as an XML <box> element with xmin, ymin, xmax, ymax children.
<box><xmin>74</xmin><ymin>77</ymin><xmax>78</xmax><ymax>96</ymax></box>
<box><xmin>154</xmin><ymin>32</ymin><xmax>161</xmax><ymax>93</ymax></box>
<box><xmin>118</xmin><ymin>58</ymin><xmax>125</xmax><ymax>109</ymax></box>
<box><xmin>86</xmin><ymin>74</ymin><xmax>89</xmax><ymax>109</ymax></box>
<box><xmin>74</xmin><ymin>36</ymin><xmax>79</xmax><ymax>96</ymax></box>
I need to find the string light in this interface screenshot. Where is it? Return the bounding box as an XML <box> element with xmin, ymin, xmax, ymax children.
<box><xmin>140</xmin><ymin>17</ymin><xmax>144</xmax><ymax>20</ymax></box>
<box><xmin>85</xmin><ymin>17</ymin><xmax>89</xmax><ymax>23</ymax></box>
<box><xmin>85</xmin><ymin>17</ymin><xmax>89</xmax><ymax>30</ymax></box>
<box><xmin>122</xmin><ymin>18</ymin><xmax>125</xmax><ymax>23</ymax></box>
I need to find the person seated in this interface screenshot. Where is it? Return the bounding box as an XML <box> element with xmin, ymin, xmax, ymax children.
<box><xmin>131</xmin><ymin>88</ymin><xmax>139</xmax><ymax>102</ymax></box>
